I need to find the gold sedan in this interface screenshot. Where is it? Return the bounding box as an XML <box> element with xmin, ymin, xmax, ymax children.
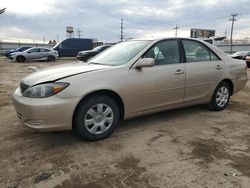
<box><xmin>13</xmin><ymin>38</ymin><xmax>248</xmax><ymax>140</ymax></box>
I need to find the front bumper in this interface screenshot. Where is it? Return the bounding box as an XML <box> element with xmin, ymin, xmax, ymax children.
<box><xmin>12</xmin><ymin>87</ymin><xmax>79</xmax><ymax>131</ymax></box>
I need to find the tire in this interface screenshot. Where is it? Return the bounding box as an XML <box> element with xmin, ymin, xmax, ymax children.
<box><xmin>16</xmin><ymin>56</ymin><xmax>25</xmax><ymax>62</ymax></box>
<box><xmin>209</xmin><ymin>82</ymin><xmax>231</xmax><ymax>111</ymax></box>
<box><xmin>79</xmin><ymin>57</ymin><xmax>87</xmax><ymax>62</ymax></box>
<box><xmin>73</xmin><ymin>95</ymin><xmax>120</xmax><ymax>141</ymax></box>
<box><xmin>47</xmin><ymin>56</ymin><xmax>55</xmax><ymax>62</ymax></box>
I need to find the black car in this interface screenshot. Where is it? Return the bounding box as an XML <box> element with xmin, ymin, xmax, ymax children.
<box><xmin>4</xmin><ymin>46</ymin><xmax>32</xmax><ymax>57</ymax></box>
<box><xmin>231</xmin><ymin>51</ymin><xmax>250</xmax><ymax>60</ymax></box>
<box><xmin>53</xmin><ymin>38</ymin><xmax>94</xmax><ymax>57</ymax></box>
<box><xmin>77</xmin><ymin>45</ymin><xmax>111</xmax><ymax>61</ymax></box>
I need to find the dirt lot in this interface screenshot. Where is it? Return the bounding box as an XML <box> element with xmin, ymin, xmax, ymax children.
<box><xmin>0</xmin><ymin>57</ymin><xmax>250</xmax><ymax>188</ymax></box>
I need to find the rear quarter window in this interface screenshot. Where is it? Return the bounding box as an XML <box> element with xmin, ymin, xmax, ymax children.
<box><xmin>182</xmin><ymin>40</ymin><xmax>220</xmax><ymax>62</ymax></box>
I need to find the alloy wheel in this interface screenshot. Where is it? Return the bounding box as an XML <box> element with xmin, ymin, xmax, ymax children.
<box><xmin>216</xmin><ymin>86</ymin><xmax>229</xmax><ymax>107</ymax></box>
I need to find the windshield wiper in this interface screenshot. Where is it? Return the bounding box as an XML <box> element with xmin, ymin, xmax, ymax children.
<box><xmin>88</xmin><ymin>62</ymin><xmax>114</xmax><ymax>66</ymax></box>
<box><xmin>88</xmin><ymin>62</ymin><xmax>103</xmax><ymax>65</ymax></box>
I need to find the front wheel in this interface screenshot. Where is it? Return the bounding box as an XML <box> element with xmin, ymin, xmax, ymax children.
<box><xmin>209</xmin><ymin>82</ymin><xmax>231</xmax><ymax>111</ymax></box>
<box><xmin>73</xmin><ymin>95</ymin><xmax>120</xmax><ymax>141</ymax></box>
<box><xmin>16</xmin><ymin>56</ymin><xmax>25</xmax><ymax>62</ymax></box>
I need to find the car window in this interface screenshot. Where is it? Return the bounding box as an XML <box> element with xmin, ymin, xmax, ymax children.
<box><xmin>40</xmin><ymin>48</ymin><xmax>50</xmax><ymax>52</ymax></box>
<box><xmin>143</xmin><ymin>40</ymin><xmax>180</xmax><ymax>65</ymax></box>
<box><xmin>21</xmin><ymin>47</ymin><xmax>30</xmax><ymax>51</ymax></box>
<box><xmin>93</xmin><ymin>46</ymin><xmax>103</xmax><ymax>51</ymax></box>
<box><xmin>182</xmin><ymin>40</ymin><xmax>219</xmax><ymax>62</ymax></box>
<box><xmin>210</xmin><ymin>52</ymin><xmax>219</xmax><ymax>61</ymax></box>
<box><xmin>28</xmin><ymin>48</ymin><xmax>40</xmax><ymax>53</ymax></box>
<box><xmin>58</xmin><ymin>43</ymin><xmax>66</xmax><ymax>50</ymax></box>
<box><xmin>101</xmin><ymin>46</ymin><xmax>110</xmax><ymax>51</ymax></box>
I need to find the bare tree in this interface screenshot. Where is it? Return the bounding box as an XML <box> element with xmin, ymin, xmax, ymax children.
<box><xmin>0</xmin><ymin>8</ymin><xmax>6</xmax><ymax>15</ymax></box>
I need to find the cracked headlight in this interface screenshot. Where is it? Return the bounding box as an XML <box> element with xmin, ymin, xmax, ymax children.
<box><xmin>23</xmin><ymin>82</ymin><xmax>69</xmax><ymax>98</ymax></box>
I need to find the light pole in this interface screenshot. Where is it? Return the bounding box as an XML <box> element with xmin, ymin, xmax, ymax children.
<box><xmin>229</xmin><ymin>14</ymin><xmax>237</xmax><ymax>54</ymax></box>
<box><xmin>173</xmin><ymin>24</ymin><xmax>179</xmax><ymax>37</ymax></box>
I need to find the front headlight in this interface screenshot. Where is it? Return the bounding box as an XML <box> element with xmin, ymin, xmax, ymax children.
<box><xmin>23</xmin><ymin>82</ymin><xmax>69</xmax><ymax>98</ymax></box>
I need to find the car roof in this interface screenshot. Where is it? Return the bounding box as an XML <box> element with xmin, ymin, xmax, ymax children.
<box><xmin>131</xmin><ymin>37</ymin><xmax>206</xmax><ymax>43</ymax></box>
<box><xmin>28</xmin><ymin>47</ymin><xmax>51</xmax><ymax>50</ymax></box>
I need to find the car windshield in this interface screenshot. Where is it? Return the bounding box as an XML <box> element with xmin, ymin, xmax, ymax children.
<box><xmin>92</xmin><ymin>46</ymin><xmax>104</xmax><ymax>51</ymax></box>
<box><xmin>88</xmin><ymin>40</ymin><xmax>150</xmax><ymax>66</ymax></box>
<box><xmin>19</xmin><ymin>47</ymin><xmax>30</xmax><ymax>51</ymax></box>
<box><xmin>16</xmin><ymin>47</ymin><xmax>23</xmax><ymax>51</ymax></box>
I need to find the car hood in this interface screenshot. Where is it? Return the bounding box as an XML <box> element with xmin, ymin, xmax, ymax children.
<box><xmin>10</xmin><ymin>51</ymin><xmax>25</xmax><ymax>56</ymax></box>
<box><xmin>22</xmin><ymin>62</ymin><xmax>110</xmax><ymax>86</ymax></box>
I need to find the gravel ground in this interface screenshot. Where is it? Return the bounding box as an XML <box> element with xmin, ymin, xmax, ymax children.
<box><xmin>0</xmin><ymin>57</ymin><xmax>250</xmax><ymax>188</ymax></box>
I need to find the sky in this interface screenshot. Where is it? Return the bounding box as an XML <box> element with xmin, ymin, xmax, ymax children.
<box><xmin>0</xmin><ymin>0</ymin><xmax>250</xmax><ymax>43</ymax></box>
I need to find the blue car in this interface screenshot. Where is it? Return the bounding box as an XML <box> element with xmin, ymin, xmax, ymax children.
<box><xmin>4</xmin><ymin>46</ymin><xmax>32</xmax><ymax>58</ymax></box>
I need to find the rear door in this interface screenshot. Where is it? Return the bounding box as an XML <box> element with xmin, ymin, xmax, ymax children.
<box><xmin>127</xmin><ymin>39</ymin><xmax>185</xmax><ymax>116</ymax></box>
<box><xmin>182</xmin><ymin>39</ymin><xmax>224</xmax><ymax>103</ymax></box>
<box><xmin>40</xmin><ymin>48</ymin><xmax>51</xmax><ymax>59</ymax></box>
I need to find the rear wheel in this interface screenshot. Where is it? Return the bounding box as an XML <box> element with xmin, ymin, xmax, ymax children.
<box><xmin>47</xmin><ymin>56</ymin><xmax>55</xmax><ymax>62</ymax></box>
<box><xmin>73</xmin><ymin>95</ymin><xmax>120</xmax><ymax>141</ymax></box>
<box><xmin>16</xmin><ymin>56</ymin><xmax>25</xmax><ymax>62</ymax></box>
<box><xmin>209</xmin><ymin>82</ymin><xmax>231</xmax><ymax>111</ymax></box>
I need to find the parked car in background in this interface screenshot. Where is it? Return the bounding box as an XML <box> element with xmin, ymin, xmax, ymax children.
<box><xmin>53</xmin><ymin>38</ymin><xmax>93</xmax><ymax>57</ymax></box>
<box><xmin>13</xmin><ymin>38</ymin><xmax>247</xmax><ymax>141</ymax></box>
<box><xmin>4</xmin><ymin>46</ymin><xmax>32</xmax><ymax>57</ymax></box>
<box><xmin>246</xmin><ymin>55</ymin><xmax>250</xmax><ymax>68</ymax></box>
<box><xmin>231</xmin><ymin>51</ymin><xmax>250</xmax><ymax>68</ymax></box>
<box><xmin>77</xmin><ymin>45</ymin><xmax>111</xmax><ymax>61</ymax></box>
<box><xmin>9</xmin><ymin>47</ymin><xmax>59</xmax><ymax>62</ymax></box>
<box><xmin>231</xmin><ymin>51</ymin><xmax>250</xmax><ymax>60</ymax></box>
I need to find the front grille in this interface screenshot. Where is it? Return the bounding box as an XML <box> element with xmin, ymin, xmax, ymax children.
<box><xmin>20</xmin><ymin>82</ymin><xmax>29</xmax><ymax>93</ymax></box>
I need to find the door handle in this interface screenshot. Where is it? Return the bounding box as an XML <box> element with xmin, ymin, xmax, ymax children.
<box><xmin>215</xmin><ymin>65</ymin><xmax>222</xmax><ymax>70</ymax></box>
<box><xmin>174</xmin><ymin>69</ymin><xmax>184</xmax><ymax>75</ymax></box>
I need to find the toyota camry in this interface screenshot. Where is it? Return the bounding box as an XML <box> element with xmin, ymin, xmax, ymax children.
<box><xmin>13</xmin><ymin>38</ymin><xmax>247</xmax><ymax>140</ymax></box>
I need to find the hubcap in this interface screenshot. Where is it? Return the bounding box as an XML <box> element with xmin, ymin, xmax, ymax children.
<box><xmin>84</xmin><ymin>103</ymin><xmax>114</xmax><ymax>135</ymax></box>
<box><xmin>216</xmin><ymin>86</ymin><xmax>229</xmax><ymax>107</ymax></box>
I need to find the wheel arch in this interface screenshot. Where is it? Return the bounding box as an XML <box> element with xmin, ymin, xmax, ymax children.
<box><xmin>47</xmin><ymin>55</ymin><xmax>55</xmax><ymax>61</ymax></box>
<box><xmin>72</xmin><ymin>89</ymin><xmax>125</xmax><ymax>128</ymax></box>
<box><xmin>220</xmin><ymin>79</ymin><xmax>234</xmax><ymax>95</ymax></box>
<box><xmin>16</xmin><ymin>55</ymin><xmax>25</xmax><ymax>62</ymax></box>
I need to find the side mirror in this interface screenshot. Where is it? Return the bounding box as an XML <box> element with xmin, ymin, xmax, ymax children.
<box><xmin>135</xmin><ymin>58</ymin><xmax>155</xmax><ymax>69</ymax></box>
<box><xmin>27</xmin><ymin>51</ymin><xmax>31</xmax><ymax>53</ymax></box>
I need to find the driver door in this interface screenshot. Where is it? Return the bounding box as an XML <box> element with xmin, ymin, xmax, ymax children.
<box><xmin>26</xmin><ymin>48</ymin><xmax>41</xmax><ymax>59</ymax></box>
<box><xmin>126</xmin><ymin>39</ymin><xmax>185</xmax><ymax>117</ymax></box>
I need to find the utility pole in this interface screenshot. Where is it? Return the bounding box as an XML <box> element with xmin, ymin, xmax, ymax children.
<box><xmin>56</xmin><ymin>35</ymin><xmax>59</xmax><ymax>43</ymax></box>
<box><xmin>173</xmin><ymin>24</ymin><xmax>179</xmax><ymax>37</ymax></box>
<box><xmin>43</xmin><ymin>36</ymin><xmax>45</xmax><ymax>44</ymax></box>
<box><xmin>229</xmin><ymin>14</ymin><xmax>237</xmax><ymax>54</ymax></box>
<box><xmin>76</xmin><ymin>28</ymin><xmax>82</xmax><ymax>38</ymax></box>
<box><xmin>120</xmin><ymin>18</ymin><xmax>124</xmax><ymax>42</ymax></box>
<box><xmin>224</xmin><ymin>29</ymin><xmax>228</xmax><ymax>38</ymax></box>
